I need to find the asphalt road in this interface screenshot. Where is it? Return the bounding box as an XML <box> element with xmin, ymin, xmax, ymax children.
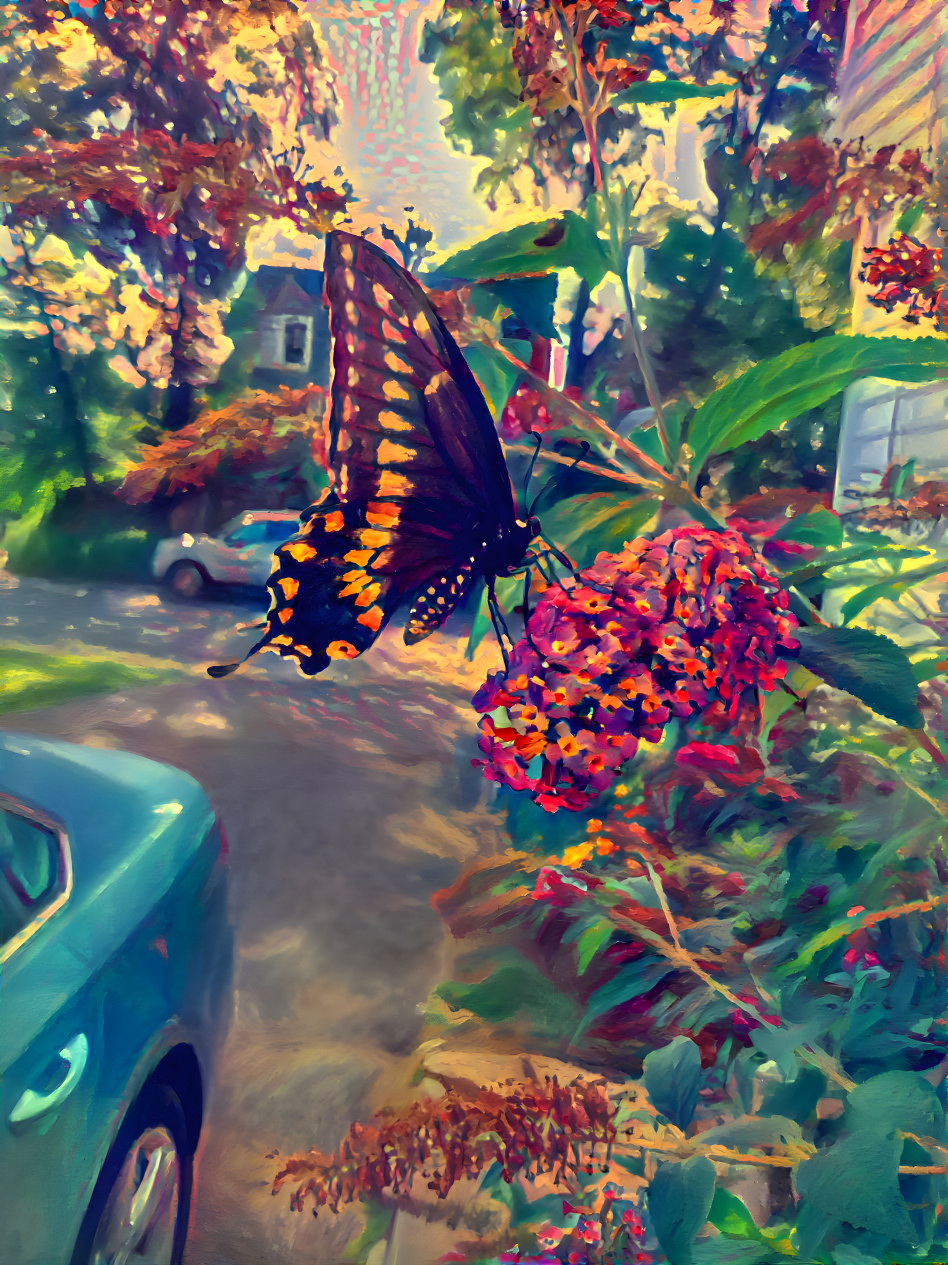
<box><xmin>2</xmin><ymin>574</ymin><xmax>503</xmax><ymax>1264</ymax></box>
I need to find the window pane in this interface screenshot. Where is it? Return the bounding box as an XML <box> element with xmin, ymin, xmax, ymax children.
<box><xmin>0</xmin><ymin>810</ymin><xmax>60</xmax><ymax>945</ymax></box>
<box><xmin>284</xmin><ymin>321</ymin><xmax>308</xmax><ymax>365</ymax></box>
<box><xmin>224</xmin><ymin>523</ymin><xmax>267</xmax><ymax>546</ymax></box>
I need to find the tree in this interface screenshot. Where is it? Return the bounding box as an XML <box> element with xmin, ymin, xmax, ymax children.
<box><xmin>117</xmin><ymin>382</ymin><xmax>328</xmax><ymax>514</ymax></box>
<box><xmin>0</xmin><ymin>0</ymin><xmax>345</xmax><ymax>437</ymax></box>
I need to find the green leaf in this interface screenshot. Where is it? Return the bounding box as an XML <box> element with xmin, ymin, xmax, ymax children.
<box><xmin>622</xmin><ymin>79</ymin><xmax>738</xmax><ymax>105</ymax></box>
<box><xmin>895</xmin><ymin>199</ymin><xmax>927</xmax><ymax>236</ymax></box>
<box><xmin>696</xmin><ymin>1114</ymin><xmax>807</xmax><ymax>1153</ymax></box>
<box><xmin>831</xmin><ymin>1246</ymin><xmax>884</xmax><ymax>1265</ymax></box>
<box><xmin>576</xmin><ymin>921</ymin><xmax>613</xmax><ymax>975</ymax></box>
<box><xmin>436</xmin><ymin>950</ymin><xmax>579</xmax><ymax>1044</ymax></box>
<box><xmin>889</xmin><ymin>458</ymin><xmax>916</xmax><ymax>500</ymax></box>
<box><xmin>647</xmin><ymin>1156</ymin><xmax>717</xmax><ymax>1265</ymax></box>
<box><xmin>686</xmin><ymin>335</ymin><xmax>948</xmax><ymax>479</ymax></box>
<box><xmin>773</xmin><ymin>507</ymin><xmax>844</xmax><ymax>549</ymax></box>
<box><xmin>758</xmin><ymin>1066</ymin><xmax>826</xmax><ymax>1124</ymax></box>
<box><xmin>692</xmin><ymin>1242</ymin><xmax>772</xmax><ymax>1265</ymax></box>
<box><xmin>794</xmin><ymin>625</ymin><xmax>924</xmax><ymax>729</ymax></box>
<box><xmin>911</xmin><ymin>651</ymin><xmax>948</xmax><ymax>683</ymax></box>
<box><xmin>537</xmin><ymin>492</ymin><xmax>659</xmax><ymax>566</ymax></box>
<box><xmin>778</xmin><ymin>542</ymin><xmax>930</xmax><ymax>592</ymax></box>
<box><xmin>794</xmin><ymin>1132</ymin><xmax>915</xmax><ymax>1242</ymax></box>
<box><xmin>438</xmin><ymin>211</ymin><xmax>610</xmax><ymax>290</ymax></box>
<box><xmin>462</xmin><ymin>342</ymin><xmax>523</xmax><ymax>418</ymax></box>
<box><xmin>572</xmin><ymin>958</ymin><xmax>675</xmax><ymax>1042</ymax></box>
<box><xmin>845</xmin><ymin>1070</ymin><xmax>942</xmax><ymax>1139</ymax></box>
<box><xmin>643</xmin><ymin>1035</ymin><xmax>702</xmax><ymax>1129</ymax></box>
<box><xmin>478</xmin><ymin>274</ymin><xmax>559</xmax><ymax>341</ymax></box>
<box><xmin>708</xmin><ymin>1187</ymin><xmax>764</xmax><ymax>1241</ymax></box>
<box><xmin>839</xmin><ymin>555</ymin><xmax>948</xmax><ymax>624</ymax></box>
<box><xmin>465</xmin><ymin>574</ymin><xmax>520</xmax><ymax>660</ymax></box>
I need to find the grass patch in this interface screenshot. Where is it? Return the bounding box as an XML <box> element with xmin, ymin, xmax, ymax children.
<box><xmin>0</xmin><ymin>646</ymin><xmax>180</xmax><ymax>715</ymax></box>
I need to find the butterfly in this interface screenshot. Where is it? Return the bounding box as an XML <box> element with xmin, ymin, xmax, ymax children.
<box><xmin>208</xmin><ymin>230</ymin><xmax>542</xmax><ymax>680</ymax></box>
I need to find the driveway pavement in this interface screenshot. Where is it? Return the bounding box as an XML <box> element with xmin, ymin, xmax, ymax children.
<box><xmin>2</xmin><ymin>576</ymin><xmax>503</xmax><ymax>1263</ymax></box>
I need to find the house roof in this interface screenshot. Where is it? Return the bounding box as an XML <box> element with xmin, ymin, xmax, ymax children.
<box><xmin>260</xmin><ymin>275</ymin><xmax>318</xmax><ymax>316</ymax></box>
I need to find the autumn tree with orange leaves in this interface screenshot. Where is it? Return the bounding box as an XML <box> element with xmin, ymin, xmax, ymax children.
<box><xmin>0</xmin><ymin>0</ymin><xmax>346</xmax><ymax>484</ymax></box>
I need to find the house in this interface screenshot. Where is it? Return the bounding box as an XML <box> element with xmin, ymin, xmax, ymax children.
<box><xmin>249</xmin><ymin>266</ymin><xmax>331</xmax><ymax>388</ymax></box>
<box><xmin>831</xmin><ymin>0</ymin><xmax>948</xmax><ymax>510</ymax></box>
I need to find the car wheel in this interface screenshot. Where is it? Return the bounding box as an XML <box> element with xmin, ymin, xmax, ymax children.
<box><xmin>165</xmin><ymin>561</ymin><xmax>206</xmax><ymax>600</ymax></box>
<box><xmin>71</xmin><ymin>1082</ymin><xmax>193</xmax><ymax>1265</ymax></box>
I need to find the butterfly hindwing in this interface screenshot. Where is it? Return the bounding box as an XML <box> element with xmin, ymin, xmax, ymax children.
<box><xmin>405</xmin><ymin>563</ymin><xmax>477</xmax><ymax>645</ymax></box>
<box><xmin>228</xmin><ymin>497</ymin><xmax>398</xmax><ymax>676</ymax></box>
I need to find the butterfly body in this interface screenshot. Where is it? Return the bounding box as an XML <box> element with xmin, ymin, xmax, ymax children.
<box><xmin>209</xmin><ymin>230</ymin><xmax>539</xmax><ymax>680</ymax></box>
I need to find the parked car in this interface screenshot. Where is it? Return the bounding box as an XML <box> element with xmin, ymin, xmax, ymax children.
<box><xmin>151</xmin><ymin>509</ymin><xmax>303</xmax><ymax>598</ymax></box>
<box><xmin>0</xmin><ymin>731</ymin><xmax>233</xmax><ymax>1265</ymax></box>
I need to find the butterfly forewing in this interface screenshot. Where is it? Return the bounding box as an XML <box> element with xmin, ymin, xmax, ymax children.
<box><xmin>325</xmin><ymin>232</ymin><xmax>517</xmax><ymax>527</ymax></box>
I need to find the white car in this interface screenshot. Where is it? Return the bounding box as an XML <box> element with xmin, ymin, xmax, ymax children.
<box><xmin>151</xmin><ymin>510</ymin><xmax>303</xmax><ymax>599</ymax></box>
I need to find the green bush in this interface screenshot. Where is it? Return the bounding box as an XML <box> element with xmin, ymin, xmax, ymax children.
<box><xmin>6</xmin><ymin>520</ymin><xmax>159</xmax><ymax>583</ymax></box>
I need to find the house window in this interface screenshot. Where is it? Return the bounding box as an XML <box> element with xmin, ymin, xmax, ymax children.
<box><xmin>284</xmin><ymin>321</ymin><xmax>308</xmax><ymax>366</ymax></box>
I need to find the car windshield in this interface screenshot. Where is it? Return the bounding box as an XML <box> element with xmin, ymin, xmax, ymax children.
<box><xmin>223</xmin><ymin>519</ymin><xmax>297</xmax><ymax>547</ymax></box>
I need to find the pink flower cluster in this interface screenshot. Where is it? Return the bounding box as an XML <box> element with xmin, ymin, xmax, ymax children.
<box><xmin>473</xmin><ymin>527</ymin><xmax>800</xmax><ymax>811</ymax></box>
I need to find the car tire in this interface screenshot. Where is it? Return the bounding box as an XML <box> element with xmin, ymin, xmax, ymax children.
<box><xmin>165</xmin><ymin>561</ymin><xmax>207</xmax><ymax>600</ymax></box>
<box><xmin>71</xmin><ymin>1081</ymin><xmax>194</xmax><ymax>1265</ymax></box>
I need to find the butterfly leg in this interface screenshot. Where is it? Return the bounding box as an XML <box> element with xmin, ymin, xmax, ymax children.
<box><xmin>536</xmin><ymin>542</ymin><xmax>612</xmax><ymax>595</ymax></box>
<box><xmin>486</xmin><ymin>576</ymin><xmax>513</xmax><ymax>672</ymax></box>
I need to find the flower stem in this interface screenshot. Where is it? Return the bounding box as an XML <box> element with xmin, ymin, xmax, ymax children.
<box><xmin>640</xmin><ymin>858</ymin><xmax>856</xmax><ymax>1092</ymax></box>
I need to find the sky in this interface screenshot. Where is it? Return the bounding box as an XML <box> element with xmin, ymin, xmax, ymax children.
<box><xmin>253</xmin><ymin>0</ymin><xmax>490</xmax><ymax>268</ymax></box>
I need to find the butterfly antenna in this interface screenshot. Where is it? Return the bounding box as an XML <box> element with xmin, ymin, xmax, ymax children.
<box><xmin>527</xmin><ymin>440</ymin><xmax>590</xmax><ymax>517</ymax></box>
<box><xmin>520</xmin><ymin>431</ymin><xmax>543</xmax><ymax>516</ymax></box>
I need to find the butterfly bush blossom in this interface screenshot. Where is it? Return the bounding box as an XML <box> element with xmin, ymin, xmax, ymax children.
<box><xmin>473</xmin><ymin>527</ymin><xmax>800</xmax><ymax>811</ymax></box>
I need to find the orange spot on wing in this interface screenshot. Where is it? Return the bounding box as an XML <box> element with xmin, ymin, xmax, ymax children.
<box><xmin>355</xmin><ymin>582</ymin><xmax>382</xmax><ymax>607</ymax></box>
<box><xmin>360</xmin><ymin>529</ymin><xmax>390</xmax><ymax>547</ymax></box>
<box><xmin>279</xmin><ymin>577</ymin><xmax>299</xmax><ymax>599</ymax></box>
<box><xmin>384</xmin><ymin>351</ymin><xmax>412</xmax><ymax>375</ymax></box>
<box><xmin>278</xmin><ymin>608</ymin><xmax>293</xmax><ymax>624</ymax></box>
<box><xmin>357</xmin><ymin>605</ymin><xmax>384</xmax><ymax>631</ymax></box>
<box><xmin>425</xmin><ymin>371</ymin><xmax>450</xmax><ymax>398</ymax></box>
<box><xmin>377</xmin><ymin>440</ymin><xmax>414</xmax><ymax>465</ymax></box>
<box><xmin>372</xmin><ymin>283</ymin><xmax>402</xmax><ymax>318</ymax></box>
<box><xmin>381</xmin><ymin>318</ymin><xmax>407</xmax><ymax>343</ymax></box>
<box><xmin>367</xmin><ymin>502</ymin><xmax>400</xmax><ymax>526</ymax></box>
<box><xmin>327</xmin><ymin>640</ymin><xmax>359</xmax><ymax>660</ymax></box>
<box><xmin>285</xmin><ymin>543</ymin><xmax>318</xmax><ymax>563</ymax></box>
<box><xmin>378</xmin><ymin>470</ymin><xmax>412</xmax><ymax>497</ymax></box>
<box><xmin>378</xmin><ymin>409</ymin><xmax>412</xmax><ymax>432</ymax></box>
<box><xmin>382</xmin><ymin>380</ymin><xmax>410</xmax><ymax>402</ymax></box>
<box><xmin>324</xmin><ymin>511</ymin><xmax>345</xmax><ymax>532</ymax></box>
<box><xmin>344</xmin><ymin>549</ymin><xmax>374</xmax><ymax>565</ymax></box>
<box><xmin>340</xmin><ymin>574</ymin><xmax>372</xmax><ymax>597</ymax></box>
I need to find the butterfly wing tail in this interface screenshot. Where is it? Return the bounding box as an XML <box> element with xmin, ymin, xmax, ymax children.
<box><xmin>206</xmin><ymin>499</ymin><xmax>399</xmax><ymax>680</ymax></box>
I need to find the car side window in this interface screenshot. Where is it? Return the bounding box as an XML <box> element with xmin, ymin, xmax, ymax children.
<box><xmin>0</xmin><ymin>809</ymin><xmax>63</xmax><ymax>948</ymax></box>
<box><xmin>223</xmin><ymin>522</ymin><xmax>268</xmax><ymax>548</ymax></box>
